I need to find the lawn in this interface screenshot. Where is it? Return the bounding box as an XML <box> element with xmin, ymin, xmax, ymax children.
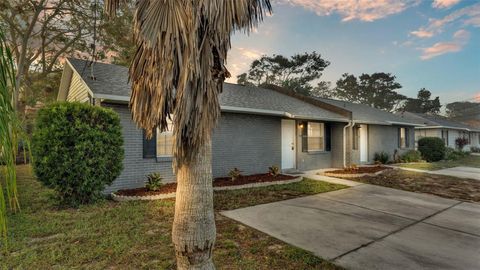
<box><xmin>347</xmin><ymin>169</ymin><xmax>480</xmax><ymax>203</ymax></box>
<box><xmin>396</xmin><ymin>155</ymin><xmax>480</xmax><ymax>170</ymax></box>
<box><xmin>1</xmin><ymin>165</ymin><xmax>346</xmax><ymax>269</ymax></box>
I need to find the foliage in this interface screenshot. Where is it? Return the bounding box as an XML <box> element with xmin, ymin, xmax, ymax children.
<box><xmin>32</xmin><ymin>102</ymin><xmax>124</xmax><ymax>206</ymax></box>
<box><xmin>334</xmin><ymin>72</ymin><xmax>406</xmax><ymax>112</ymax></box>
<box><xmin>0</xmin><ymin>0</ymin><xmax>100</xmax><ymax>109</ymax></box>
<box><xmin>417</xmin><ymin>137</ymin><xmax>446</xmax><ymax>162</ymax></box>
<box><xmin>444</xmin><ymin>147</ymin><xmax>469</xmax><ymax>161</ymax></box>
<box><xmin>400</xmin><ymin>88</ymin><xmax>441</xmax><ymax>114</ymax></box>
<box><xmin>145</xmin><ymin>172</ymin><xmax>163</xmax><ymax>191</ymax></box>
<box><xmin>455</xmin><ymin>137</ymin><xmax>469</xmax><ymax>150</ymax></box>
<box><xmin>236</xmin><ymin>52</ymin><xmax>330</xmax><ymax>96</ymax></box>
<box><xmin>228</xmin><ymin>168</ymin><xmax>242</xmax><ymax>181</ymax></box>
<box><xmin>373</xmin><ymin>152</ymin><xmax>390</xmax><ymax>164</ymax></box>
<box><xmin>268</xmin><ymin>165</ymin><xmax>280</xmax><ymax>177</ymax></box>
<box><xmin>0</xmin><ymin>27</ymin><xmax>28</xmax><ymax>245</ymax></box>
<box><xmin>445</xmin><ymin>101</ymin><xmax>480</xmax><ymax>119</ymax></box>
<box><xmin>400</xmin><ymin>150</ymin><xmax>423</xmax><ymax>163</ymax></box>
<box><xmin>471</xmin><ymin>146</ymin><xmax>480</xmax><ymax>153</ymax></box>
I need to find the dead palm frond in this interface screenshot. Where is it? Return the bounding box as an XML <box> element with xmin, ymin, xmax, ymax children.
<box><xmin>105</xmin><ymin>0</ymin><xmax>272</xmax><ymax>168</ymax></box>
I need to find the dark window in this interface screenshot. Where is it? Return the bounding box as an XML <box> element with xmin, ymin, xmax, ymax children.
<box><xmin>353</xmin><ymin>126</ymin><xmax>360</xmax><ymax>150</ymax></box>
<box><xmin>143</xmin><ymin>129</ymin><xmax>157</xmax><ymax>158</ymax></box>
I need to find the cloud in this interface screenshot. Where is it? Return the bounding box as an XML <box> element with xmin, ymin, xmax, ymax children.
<box><xmin>432</xmin><ymin>0</ymin><xmax>460</xmax><ymax>9</ymax></box>
<box><xmin>410</xmin><ymin>29</ymin><xmax>434</xmax><ymax>38</ymax></box>
<box><xmin>420</xmin><ymin>29</ymin><xmax>470</xmax><ymax>60</ymax></box>
<box><xmin>475</xmin><ymin>93</ymin><xmax>480</xmax><ymax>102</ymax></box>
<box><xmin>276</xmin><ymin>0</ymin><xmax>420</xmax><ymax>22</ymax></box>
<box><xmin>226</xmin><ymin>47</ymin><xmax>265</xmax><ymax>83</ymax></box>
<box><xmin>411</xmin><ymin>2</ymin><xmax>480</xmax><ymax>38</ymax></box>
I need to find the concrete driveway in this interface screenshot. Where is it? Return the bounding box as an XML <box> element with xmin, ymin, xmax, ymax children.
<box><xmin>432</xmin><ymin>166</ymin><xmax>480</xmax><ymax>181</ymax></box>
<box><xmin>222</xmin><ymin>184</ymin><xmax>480</xmax><ymax>270</ymax></box>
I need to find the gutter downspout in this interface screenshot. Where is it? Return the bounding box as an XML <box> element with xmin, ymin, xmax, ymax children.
<box><xmin>343</xmin><ymin>120</ymin><xmax>354</xmax><ymax>168</ymax></box>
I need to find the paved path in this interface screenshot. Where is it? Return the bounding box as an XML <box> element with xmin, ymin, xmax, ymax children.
<box><xmin>222</xmin><ymin>182</ymin><xmax>480</xmax><ymax>270</ymax></box>
<box><xmin>393</xmin><ymin>166</ymin><xmax>480</xmax><ymax>181</ymax></box>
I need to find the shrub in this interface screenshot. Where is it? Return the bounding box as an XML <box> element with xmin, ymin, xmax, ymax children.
<box><xmin>444</xmin><ymin>147</ymin><xmax>468</xmax><ymax>161</ymax></box>
<box><xmin>268</xmin><ymin>165</ymin><xmax>280</xmax><ymax>177</ymax></box>
<box><xmin>455</xmin><ymin>137</ymin><xmax>469</xmax><ymax>150</ymax></box>
<box><xmin>471</xmin><ymin>146</ymin><xmax>480</xmax><ymax>153</ymax></box>
<box><xmin>400</xmin><ymin>150</ymin><xmax>422</xmax><ymax>163</ymax></box>
<box><xmin>417</xmin><ymin>137</ymin><xmax>446</xmax><ymax>162</ymax></box>
<box><xmin>373</xmin><ymin>152</ymin><xmax>389</xmax><ymax>164</ymax></box>
<box><xmin>145</xmin><ymin>172</ymin><xmax>163</xmax><ymax>191</ymax></box>
<box><xmin>32</xmin><ymin>102</ymin><xmax>124</xmax><ymax>206</ymax></box>
<box><xmin>228</xmin><ymin>168</ymin><xmax>242</xmax><ymax>181</ymax></box>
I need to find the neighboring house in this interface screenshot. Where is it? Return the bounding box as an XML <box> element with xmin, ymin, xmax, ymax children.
<box><xmin>57</xmin><ymin>58</ymin><xmax>420</xmax><ymax>192</ymax></box>
<box><xmin>398</xmin><ymin>112</ymin><xmax>480</xmax><ymax>150</ymax></box>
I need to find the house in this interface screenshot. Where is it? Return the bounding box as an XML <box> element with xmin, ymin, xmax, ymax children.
<box><xmin>57</xmin><ymin>58</ymin><xmax>420</xmax><ymax>192</ymax></box>
<box><xmin>398</xmin><ymin>112</ymin><xmax>480</xmax><ymax>150</ymax></box>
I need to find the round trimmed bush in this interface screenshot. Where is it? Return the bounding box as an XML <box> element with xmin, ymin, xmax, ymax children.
<box><xmin>32</xmin><ymin>102</ymin><xmax>124</xmax><ymax>205</ymax></box>
<box><xmin>417</xmin><ymin>137</ymin><xmax>445</xmax><ymax>162</ymax></box>
<box><xmin>400</xmin><ymin>150</ymin><xmax>422</xmax><ymax>163</ymax></box>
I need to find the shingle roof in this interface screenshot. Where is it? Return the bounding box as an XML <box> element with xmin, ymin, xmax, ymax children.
<box><xmin>65</xmin><ymin>58</ymin><xmax>349</xmax><ymax>122</ymax></box>
<box><xmin>398</xmin><ymin>112</ymin><xmax>480</xmax><ymax>131</ymax></box>
<box><xmin>315</xmin><ymin>97</ymin><xmax>417</xmax><ymax>125</ymax></box>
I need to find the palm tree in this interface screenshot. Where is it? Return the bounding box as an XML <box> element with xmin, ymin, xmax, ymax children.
<box><xmin>104</xmin><ymin>1</ymin><xmax>272</xmax><ymax>268</ymax></box>
<box><xmin>0</xmin><ymin>28</ymin><xmax>23</xmax><ymax>246</ymax></box>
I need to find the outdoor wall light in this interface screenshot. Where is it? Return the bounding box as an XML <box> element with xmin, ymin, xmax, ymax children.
<box><xmin>299</xmin><ymin>123</ymin><xmax>304</xmax><ymax>128</ymax></box>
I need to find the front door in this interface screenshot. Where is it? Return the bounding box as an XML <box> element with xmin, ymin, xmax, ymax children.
<box><xmin>281</xmin><ymin>119</ymin><xmax>296</xmax><ymax>169</ymax></box>
<box><xmin>359</xmin><ymin>124</ymin><xmax>368</xmax><ymax>163</ymax></box>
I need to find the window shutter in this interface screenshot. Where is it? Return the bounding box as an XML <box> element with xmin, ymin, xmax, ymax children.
<box><xmin>143</xmin><ymin>129</ymin><xmax>157</xmax><ymax>158</ymax></box>
<box><xmin>325</xmin><ymin>123</ymin><xmax>332</xmax><ymax>151</ymax></box>
<box><xmin>301</xmin><ymin>121</ymin><xmax>308</xmax><ymax>152</ymax></box>
<box><xmin>405</xmin><ymin>128</ymin><xmax>410</xmax><ymax>148</ymax></box>
<box><xmin>398</xmin><ymin>128</ymin><xmax>401</xmax><ymax>148</ymax></box>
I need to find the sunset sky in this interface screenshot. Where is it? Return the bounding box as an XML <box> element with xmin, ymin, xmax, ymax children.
<box><xmin>226</xmin><ymin>0</ymin><xmax>480</xmax><ymax>104</ymax></box>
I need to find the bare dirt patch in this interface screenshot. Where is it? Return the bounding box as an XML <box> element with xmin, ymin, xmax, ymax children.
<box><xmin>346</xmin><ymin>169</ymin><xmax>480</xmax><ymax>203</ymax></box>
<box><xmin>325</xmin><ymin>166</ymin><xmax>391</xmax><ymax>175</ymax></box>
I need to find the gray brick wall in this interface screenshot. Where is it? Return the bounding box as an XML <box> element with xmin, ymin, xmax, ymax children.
<box><xmin>331</xmin><ymin>122</ymin><xmax>346</xmax><ymax>168</ymax></box>
<box><xmin>295</xmin><ymin>121</ymin><xmax>333</xmax><ymax>171</ymax></box>
<box><xmin>368</xmin><ymin>125</ymin><xmax>415</xmax><ymax>162</ymax></box>
<box><xmin>212</xmin><ymin>113</ymin><xmax>281</xmax><ymax>177</ymax></box>
<box><xmin>103</xmin><ymin>104</ymin><xmax>176</xmax><ymax>193</ymax></box>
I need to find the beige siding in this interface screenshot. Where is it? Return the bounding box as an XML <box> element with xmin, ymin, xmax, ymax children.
<box><xmin>66</xmin><ymin>72</ymin><xmax>90</xmax><ymax>103</ymax></box>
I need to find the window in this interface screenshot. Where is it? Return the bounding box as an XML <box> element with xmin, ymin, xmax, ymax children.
<box><xmin>399</xmin><ymin>127</ymin><xmax>407</xmax><ymax>148</ymax></box>
<box><xmin>306</xmin><ymin>122</ymin><xmax>325</xmax><ymax>151</ymax></box>
<box><xmin>156</xmin><ymin>118</ymin><xmax>174</xmax><ymax>157</ymax></box>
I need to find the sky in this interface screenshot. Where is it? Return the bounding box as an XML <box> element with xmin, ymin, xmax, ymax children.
<box><xmin>226</xmin><ymin>0</ymin><xmax>480</xmax><ymax>105</ymax></box>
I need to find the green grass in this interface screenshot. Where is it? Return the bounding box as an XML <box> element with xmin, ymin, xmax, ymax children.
<box><xmin>2</xmin><ymin>166</ymin><xmax>346</xmax><ymax>269</ymax></box>
<box><xmin>397</xmin><ymin>155</ymin><xmax>480</xmax><ymax>170</ymax></box>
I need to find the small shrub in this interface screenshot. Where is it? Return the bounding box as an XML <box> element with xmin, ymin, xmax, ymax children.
<box><xmin>417</xmin><ymin>137</ymin><xmax>446</xmax><ymax>162</ymax></box>
<box><xmin>32</xmin><ymin>102</ymin><xmax>124</xmax><ymax>206</ymax></box>
<box><xmin>145</xmin><ymin>172</ymin><xmax>163</xmax><ymax>191</ymax></box>
<box><xmin>228</xmin><ymin>168</ymin><xmax>242</xmax><ymax>181</ymax></box>
<box><xmin>444</xmin><ymin>147</ymin><xmax>468</xmax><ymax>161</ymax></box>
<box><xmin>471</xmin><ymin>146</ymin><xmax>480</xmax><ymax>153</ymax></box>
<box><xmin>373</xmin><ymin>152</ymin><xmax>389</xmax><ymax>164</ymax></box>
<box><xmin>268</xmin><ymin>165</ymin><xmax>280</xmax><ymax>177</ymax></box>
<box><xmin>401</xmin><ymin>150</ymin><xmax>422</xmax><ymax>163</ymax></box>
<box><xmin>455</xmin><ymin>137</ymin><xmax>469</xmax><ymax>150</ymax></box>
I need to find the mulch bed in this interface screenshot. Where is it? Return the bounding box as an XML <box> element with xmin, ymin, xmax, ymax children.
<box><xmin>325</xmin><ymin>166</ymin><xmax>390</xmax><ymax>175</ymax></box>
<box><xmin>114</xmin><ymin>174</ymin><xmax>297</xmax><ymax>197</ymax></box>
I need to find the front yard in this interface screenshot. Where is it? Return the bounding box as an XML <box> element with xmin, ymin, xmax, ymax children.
<box><xmin>2</xmin><ymin>165</ymin><xmax>346</xmax><ymax>269</ymax></box>
<box><xmin>396</xmin><ymin>155</ymin><xmax>480</xmax><ymax>170</ymax></box>
<box><xmin>346</xmin><ymin>169</ymin><xmax>480</xmax><ymax>203</ymax></box>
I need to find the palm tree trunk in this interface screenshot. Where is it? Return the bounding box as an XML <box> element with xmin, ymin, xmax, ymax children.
<box><xmin>172</xmin><ymin>138</ymin><xmax>216</xmax><ymax>270</ymax></box>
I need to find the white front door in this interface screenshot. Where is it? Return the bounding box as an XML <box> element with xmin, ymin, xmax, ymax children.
<box><xmin>359</xmin><ymin>124</ymin><xmax>368</xmax><ymax>163</ymax></box>
<box><xmin>281</xmin><ymin>119</ymin><xmax>296</xmax><ymax>169</ymax></box>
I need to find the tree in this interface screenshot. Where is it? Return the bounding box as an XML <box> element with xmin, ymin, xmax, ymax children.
<box><xmin>334</xmin><ymin>72</ymin><xmax>406</xmax><ymax>112</ymax></box>
<box><xmin>0</xmin><ymin>0</ymin><xmax>97</xmax><ymax>109</ymax></box>
<box><xmin>104</xmin><ymin>1</ymin><xmax>272</xmax><ymax>269</ymax></box>
<box><xmin>311</xmin><ymin>81</ymin><xmax>334</xmax><ymax>98</ymax></box>
<box><xmin>237</xmin><ymin>52</ymin><xmax>330</xmax><ymax>96</ymax></box>
<box><xmin>400</xmin><ymin>88</ymin><xmax>441</xmax><ymax>114</ymax></box>
<box><xmin>446</xmin><ymin>101</ymin><xmax>480</xmax><ymax>119</ymax></box>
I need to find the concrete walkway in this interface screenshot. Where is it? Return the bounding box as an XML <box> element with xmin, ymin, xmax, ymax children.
<box><xmin>222</xmin><ymin>182</ymin><xmax>480</xmax><ymax>270</ymax></box>
<box><xmin>394</xmin><ymin>166</ymin><xmax>480</xmax><ymax>181</ymax></box>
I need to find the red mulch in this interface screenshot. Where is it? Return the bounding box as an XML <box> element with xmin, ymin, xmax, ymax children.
<box><xmin>114</xmin><ymin>174</ymin><xmax>297</xmax><ymax>197</ymax></box>
<box><xmin>325</xmin><ymin>166</ymin><xmax>391</xmax><ymax>175</ymax></box>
